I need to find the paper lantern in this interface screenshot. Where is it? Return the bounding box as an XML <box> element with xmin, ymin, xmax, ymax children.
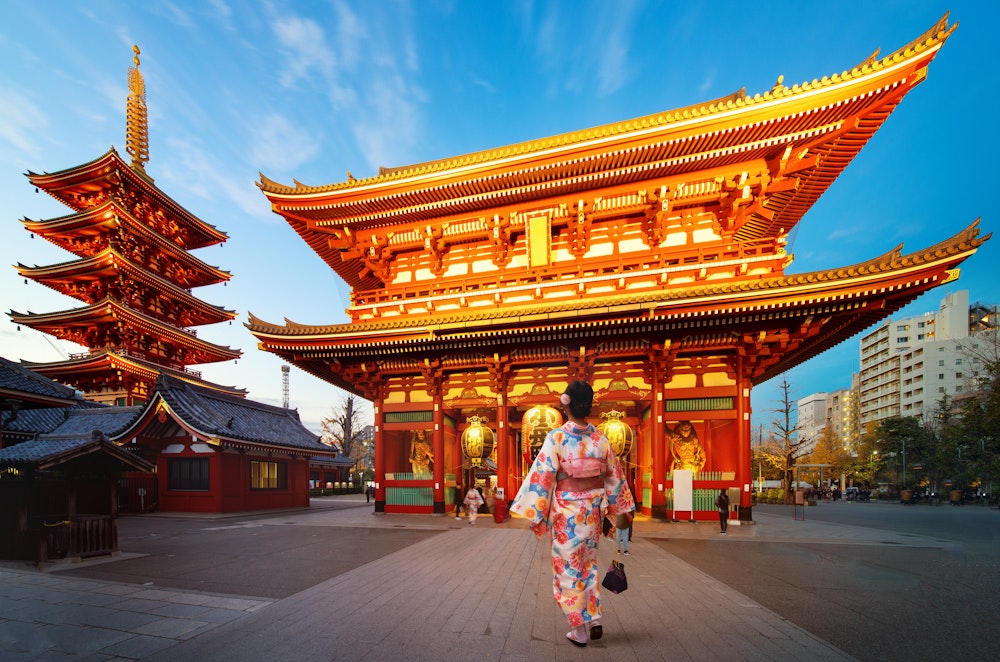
<box><xmin>521</xmin><ymin>405</ymin><xmax>563</xmax><ymax>461</ymax></box>
<box><xmin>598</xmin><ymin>410</ymin><xmax>633</xmax><ymax>458</ymax></box>
<box><xmin>461</xmin><ymin>415</ymin><xmax>495</xmax><ymax>467</ymax></box>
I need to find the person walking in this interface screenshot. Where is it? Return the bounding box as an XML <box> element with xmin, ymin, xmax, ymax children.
<box><xmin>511</xmin><ymin>380</ymin><xmax>635</xmax><ymax>648</ymax></box>
<box><xmin>715</xmin><ymin>489</ymin><xmax>730</xmax><ymax>534</ymax></box>
<box><xmin>464</xmin><ymin>484</ymin><xmax>485</xmax><ymax>524</ymax></box>
<box><xmin>454</xmin><ymin>483</ymin><xmax>464</xmax><ymax>519</ymax></box>
<box><xmin>615</xmin><ymin>512</ymin><xmax>631</xmax><ymax>555</ymax></box>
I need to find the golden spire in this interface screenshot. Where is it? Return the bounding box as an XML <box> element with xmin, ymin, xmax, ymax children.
<box><xmin>126</xmin><ymin>45</ymin><xmax>150</xmax><ymax>173</ymax></box>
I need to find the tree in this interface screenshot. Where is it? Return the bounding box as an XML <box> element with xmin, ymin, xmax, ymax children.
<box><xmin>320</xmin><ymin>394</ymin><xmax>372</xmax><ymax>473</ymax></box>
<box><xmin>872</xmin><ymin>415</ymin><xmax>931</xmax><ymax>494</ymax></box>
<box><xmin>803</xmin><ymin>425</ymin><xmax>851</xmax><ymax>485</ymax></box>
<box><xmin>757</xmin><ymin>376</ymin><xmax>811</xmax><ymax>501</ymax></box>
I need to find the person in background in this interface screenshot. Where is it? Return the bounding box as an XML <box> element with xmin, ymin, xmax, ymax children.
<box><xmin>715</xmin><ymin>488</ymin><xmax>730</xmax><ymax>535</ymax></box>
<box><xmin>464</xmin><ymin>484</ymin><xmax>485</xmax><ymax>524</ymax></box>
<box><xmin>511</xmin><ymin>380</ymin><xmax>635</xmax><ymax>648</ymax></box>
<box><xmin>615</xmin><ymin>512</ymin><xmax>631</xmax><ymax>555</ymax></box>
<box><xmin>454</xmin><ymin>483</ymin><xmax>465</xmax><ymax>520</ymax></box>
<box><xmin>492</xmin><ymin>487</ymin><xmax>510</xmax><ymax>523</ymax></box>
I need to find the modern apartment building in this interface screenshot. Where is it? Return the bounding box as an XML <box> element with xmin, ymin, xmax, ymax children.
<box><xmin>799</xmin><ymin>291</ymin><xmax>994</xmax><ymax>446</ymax></box>
<box><xmin>796</xmin><ymin>392</ymin><xmax>827</xmax><ymax>453</ymax></box>
<box><xmin>860</xmin><ymin>290</ymin><xmax>991</xmax><ymax>433</ymax></box>
<box><xmin>795</xmin><ymin>374</ymin><xmax>860</xmax><ymax>454</ymax></box>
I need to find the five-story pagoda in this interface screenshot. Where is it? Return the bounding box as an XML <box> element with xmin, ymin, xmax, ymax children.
<box><xmin>10</xmin><ymin>47</ymin><xmax>242</xmax><ymax>405</ymax></box>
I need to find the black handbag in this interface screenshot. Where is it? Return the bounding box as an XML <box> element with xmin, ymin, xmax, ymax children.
<box><xmin>601</xmin><ymin>555</ymin><xmax>628</xmax><ymax>594</ymax></box>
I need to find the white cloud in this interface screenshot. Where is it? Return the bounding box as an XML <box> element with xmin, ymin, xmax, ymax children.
<box><xmin>352</xmin><ymin>75</ymin><xmax>422</xmax><ymax>172</ymax></box>
<box><xmin>249</xmin><ymin>113</ymin><xmax>321</xmax><ymax>175</ymax></box>
<box><xmin>272</xmin><ymin>15</ymin><xmax>336</xmax><ymax>87</ymax></box>
<box><xmin>0</xmin><ymin>89</ymin><xmax>48</xmax><ymax>159</ymax></box>
<box><xmin>162</xmin><ymin>135</ymin><xmax>274</xmax><ymax>220</ymax></box>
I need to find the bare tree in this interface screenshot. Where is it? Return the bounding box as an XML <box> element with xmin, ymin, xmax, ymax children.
<box><xmin>757</xmin><ymin>376</ymin><xmax>811</xmax><ymax>500</ymax></box>
<box><xmin>320</xmin><ymin>393</ymin><xmax>371</xmax><ymax>465</ymax></box>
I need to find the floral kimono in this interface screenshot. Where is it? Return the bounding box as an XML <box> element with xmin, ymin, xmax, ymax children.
<box><xmin>511</xmin><ymin>421</ymin><xmax>635</xmax><ymax>627</ymax></box>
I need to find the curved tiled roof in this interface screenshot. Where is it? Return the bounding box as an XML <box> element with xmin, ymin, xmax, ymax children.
<box><xmin>26</xmin><ymin>148</ymin><xmax>228</xmax><ymax>249</ymax></box>
<box><xmin>0</xmin><ymin>354</ymin><xmax>80</xmax><ymax>405</ymax></box>
<box><xmin>21</xmin><ymin>199</ymin><xmax>233</xmax><ymax>286</ymax></box>
<box><xmin>1</xmin><ymin>400</ymin><xmax>107</xmax><ymax>435</ymax></box>
<box><xmin>140</xmin><ymin>374</ymin><xmax>331</xmax><ymax>454</ymax></box>
<box><xmin>10</xmin><ymin>298</ymin><xmax>242</xmax><ymax>364</ymax></box>
<box><xmin>16</xmin><ymin>248</ymin><xmax>237</xmax><ymax>326</ymax></box>
<box><xmin>260</xmin><ymin>15</ymin><xmax>953</xmax><ymax>197</ymax></box>
<box><xmin>0</xmin><ymin>433</ymin><xmax>153</xmax><ymax>471</ymax></box>
<box><xmin>42</xmin><ymin>405</ymin><xmax>143</xmax><ymax>439</ymax></box>
<box><xmin>256</xmin><ymin>16</ymin><xmax>957</xmax><ymax>294</ymax></box>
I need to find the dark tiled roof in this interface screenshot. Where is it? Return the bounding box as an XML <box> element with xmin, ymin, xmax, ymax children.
<box><xmin>0</xmin><ymin>354</ymin><xmax>78</xmax><ymax>402</ymax></box>
<box><xmin>0</xmin><ymin>437</ymin><xmax>94</xmax><ymax>464</ymax></box>
<box><xmin>0</xmin><ymin>433</ymin><xmax>153</xmax><ymax>471</ymax></box>
<box><xmin>46</xmin><ymin>406</ymin><xmax>142</xmax><ymax>439</ymax></box>
<box><xmin>152</xmin><ymin>374</ymin><xmax>329</xmax><ymax>453</ymax></box>
<box><xmin>2</xmin><ymin>400</ymin><xmax>111</xmax><ymax>435</ymax></box>
<box><xmin>310</xmin><ymin>455</ymin><xmax>357</xmax><ymax>467</ymax></box>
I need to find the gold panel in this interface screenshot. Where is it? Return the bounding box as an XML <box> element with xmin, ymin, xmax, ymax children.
<box><xmin>702</xmin><ymin>371</ymin><xmax>736</xmax><ymax>387</ymax></box>
<box><xmin>527</xmin><ymin>215</ymin><xmax>550</xmax><ymax>267</ymax></box>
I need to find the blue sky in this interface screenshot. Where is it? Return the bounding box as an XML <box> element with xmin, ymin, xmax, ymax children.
<box><xmin>1</xmin><ymin>1</ymin><xmax>997</xmax><ymax>433</ymax></box>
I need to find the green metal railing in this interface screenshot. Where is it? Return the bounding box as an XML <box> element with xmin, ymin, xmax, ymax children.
<box><xmin>665</xmin><ymin>488</ymin><xmax>718</xmax><ymax>510</ymax></box>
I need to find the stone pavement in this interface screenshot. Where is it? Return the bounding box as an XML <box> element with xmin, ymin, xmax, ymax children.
<box><xmin>0</xmin><ymin>497</ymin><xmax>953</xmax><ymax>661</ymax></box>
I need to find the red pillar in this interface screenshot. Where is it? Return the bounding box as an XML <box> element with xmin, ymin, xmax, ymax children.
<box><xmin>374</xmin><ymin>399</ymin><xmax>386</xmax><ymax>513</ymax></box>
<box><xmin>651</xmin><ymin>369</ymin><xmax>667</xmax><ymax>519</ymax></box>
<box><xmin>736</xmin><ymin>354</ymin><xmax>752</xmax><ymax>513</ymax></box>
<box><xmin>432</xmin><ymin>397</ymin><xmax>445</xmax><ymax>514</ymax></box>
<box><xmin>496</xmin><ymin>395</ymin><xmax>510</xmax><ymax>501</ymax></box>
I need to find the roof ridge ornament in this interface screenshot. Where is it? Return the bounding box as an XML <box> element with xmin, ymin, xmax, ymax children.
<box><xmin>126</xmin><ymin>45</ymin><xmax>151</xmax><ymax>177</ymax></box>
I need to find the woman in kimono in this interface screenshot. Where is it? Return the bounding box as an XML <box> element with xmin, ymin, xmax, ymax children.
<box><xmin>463</xmin><ymin>485</ymin><xmax>485</xmax><ymax>524</ymax></box>
<box><xmin>511</xmin><ymin>380</ymin><xmax>635</xmax><ymax>647</ymax></box>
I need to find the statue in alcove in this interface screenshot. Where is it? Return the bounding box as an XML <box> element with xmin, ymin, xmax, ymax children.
<box><xmin>668</xmin><ymin>420</ymin><xmax>705</xmax><ymax>473</ymax></box>
<box><xmin>409</xmin><ymin>429</ymin><xmax>433</xmax><ymax>478</ymax></box>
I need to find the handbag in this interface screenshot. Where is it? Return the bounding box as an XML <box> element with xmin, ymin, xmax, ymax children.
<box><xmin>601</xmin><ymin>552</ymin><xmax>628</xmax><ymax>594</ymax></box>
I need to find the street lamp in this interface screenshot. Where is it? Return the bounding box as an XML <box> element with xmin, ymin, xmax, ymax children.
<box><xmin>902</xmin><ymin>438</ymin><xmax>907</xmax><ymax>490</ymax></box>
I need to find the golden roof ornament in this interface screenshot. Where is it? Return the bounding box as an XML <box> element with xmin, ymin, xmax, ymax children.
<box><xmin>126</xmin><ymin>44</ymin><xmax>150</xmax><ymax>174</ymax></box>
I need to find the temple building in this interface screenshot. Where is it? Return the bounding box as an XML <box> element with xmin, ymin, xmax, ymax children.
<box><xmin>248</xmin><ymin>16</ymin><xmax>988</xmax><ymax>519</ymax></box>
<box><xmin>9</xmin><ymin>46</ymin><xmax>242</xmax><ymax>405</ymax></box>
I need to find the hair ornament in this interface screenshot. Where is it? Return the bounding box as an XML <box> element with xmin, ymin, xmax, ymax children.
<box><xmin>560</xmin><ymin>393</ymin><xmax>571</xmax><ymax>406</ymax></box>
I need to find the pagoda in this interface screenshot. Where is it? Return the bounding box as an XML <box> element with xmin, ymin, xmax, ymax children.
<box><xmin>10</xmin><ymin>46</ymin><xmax>242</xmax><ymax>405</ymax></box>
<box><xmin>248</xmin><ymin>15</ymin><xmax>988</xmax><ymax>518</ymax></box>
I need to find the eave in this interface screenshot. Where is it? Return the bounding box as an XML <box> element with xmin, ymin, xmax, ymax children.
<box><xmin>11</xmin><ymin>298</ymin><xmax>242</xmax><ymax>364</ymax></box>
<box><xmin>258</xmin><ymin>16</ymin><xmax>955</xmax><ymax>290</ymax></box>
<box><xmin>26</xmin><ymin>148</ymin><xmax>228</xmax><ymax>249</ymax></box>
<box><xmin>21</xmin><ymin>200</ymin><xmax>232</xmax><ymax>287</ymax></box>
<box><xmin>21</xmin><ymin>349</ymin><xmax>247</xmax><ymax>397</ymax></box>
<box><xmin>16</xmin><ymin>248</ymin><xmax>237</xmax><ymax>326</ymax></box>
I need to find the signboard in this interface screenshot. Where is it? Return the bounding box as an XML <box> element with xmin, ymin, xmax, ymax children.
<box><xmin>673</xmin><ymin>469</ymin><xmax>693</xmax><ymax>511</ymax></box>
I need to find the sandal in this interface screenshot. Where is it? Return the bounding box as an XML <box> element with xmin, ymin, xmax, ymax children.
<box><xmin>590</xmin><ymin>624</ymin><xmax>603</xmax><ymax>640</ymax></box>
<box><xmin>566</xmin><ymin>625</ymin><xmax>587</xmax><ymax>647</ymax></box>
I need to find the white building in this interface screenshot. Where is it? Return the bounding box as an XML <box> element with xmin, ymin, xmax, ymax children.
<box><xmin>860</xmin><ymin>290</ymin><xmax>989</xmax><ymax>434</ymax></box>
<box><xmin>826</xmin><ymin>375</ymin><xmax>860</xmax><ymax>453</ymax></box>
<box><xmin>797</xmin><ymin>374</ymin><xmax>860</xmax><ymax>455</ymax></box>
<box><xmin>796</xmin><ymin>392</ymin><xmax>827</xmax><ymax>453</ymax></box>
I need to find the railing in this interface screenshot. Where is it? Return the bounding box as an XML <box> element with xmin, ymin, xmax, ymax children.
<box><xmin>350</xmin><ymin>236</ymin><xmax>782</xmax><ymax>310</ymax></box>
<box><xmin>665</xmin><ymin>488</ymin><xmax>723</xmax><ymax>511</ymax></box>
<box><xmin>36</xmin><ymin>515</ymin><xmax>117</xmax><ymax>561</ymax></box>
